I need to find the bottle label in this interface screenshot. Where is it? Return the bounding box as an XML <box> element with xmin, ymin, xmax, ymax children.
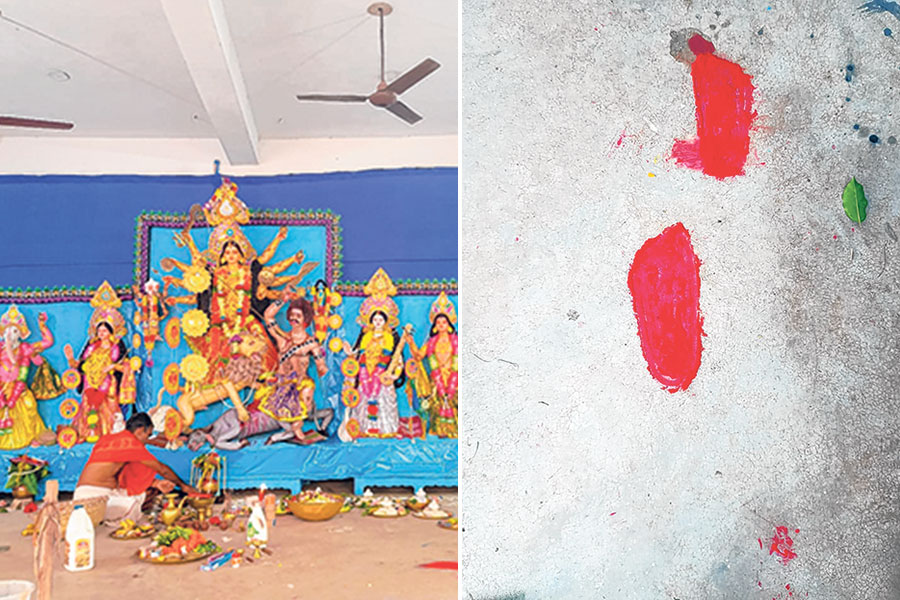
<box><xmin>75</xmin><ymin>539</ymin><xmax>91</xmax><ymax>568</ymax></box>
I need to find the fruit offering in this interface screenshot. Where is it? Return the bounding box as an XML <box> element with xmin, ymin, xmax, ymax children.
<box><xmin>111</xmin><ymin>519</ymin><xmax>156</xmax><ymax>540</ymax></box>
<box><xmin>365</xmin><ymin>497</ymin><xmax>408</xmax><ymax>518</ymax></box>
<box><xmin>137</xmin><ymin>526</ymin><xmax>220</xmax><ymax>563</ymax></box>
<box><xmin>412</xmin><ymin>499</ymin><xmax>451</xmax><ymax>520</ymax></box>
<box><xmin>353</xmin><ymin>488</ymin><xmax>377</xmax><ymax>510</ymax></box>
<box><xmin>406</xmin><ymin>488</ymin><xmax>430</xmax><ymax>511</ymax></box>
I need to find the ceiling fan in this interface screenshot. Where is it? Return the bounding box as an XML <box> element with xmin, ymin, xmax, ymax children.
<box><xmin>295</xmin><ymin>2</ymin><xmax>440</xmax><ymax>125</ymax></box>
<box><xmin>0</xmin><ymin>115</ymin><xmax>74</xmax><ymax>130</ymax></box>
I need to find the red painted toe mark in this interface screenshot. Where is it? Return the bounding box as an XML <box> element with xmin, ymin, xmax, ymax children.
<box><xmin>769</xmin><ymin>526</ymin><xmax>798</xmax><ymax>565</ymax></box>
<box><xmin>419</xmin><ymin>561</ymin><xmax>458</xmax><ymax>570</ymax></box>
<box><xmin>833</xmin><ymin>235</ymin><xmax>838</xmax><ymax>240</ymax></box>
<box><xmin>758</xmin><ymin>537</ymin><xmax>763</xmax><ymax>549</ymax></box>
<box><xmin>609</xmin><ymin>512</ymin><xmax>616</xmax><ymax>516</ymax></box>
<box><xmin>671</xmin><ymin>43</ymin><xmax>756</xmax><ymax>179</ymax></box>
<box><xmin>628</xmin><ymin>223</ymin><xmax>704</xmax><ymax>392</ymax></box>
<box><xmin>688</xmin><ymin>34</ymin><xmax>716</xmax><ymax>55</ymax></box>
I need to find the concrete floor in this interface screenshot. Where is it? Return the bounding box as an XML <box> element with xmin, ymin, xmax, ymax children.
<box><xmin>462</xmin><ymin>0</ymin><xmax>900</xmax><ymax>598</ymax></box>
<box><xmin>0</xmin><ymin>487</ymin><xmax>457</xmax><ymax>600</ymax></box>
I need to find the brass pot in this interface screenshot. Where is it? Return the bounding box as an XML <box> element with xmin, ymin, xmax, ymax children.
<box><xmin>12</xmin><ymin>485</ymin><xmax>32</xmax><ymax>499</ymax></box>
<box><xmin>199</xmin><ymin>478</ymin><xmax>218</xmax><ymax>495</ymax></box>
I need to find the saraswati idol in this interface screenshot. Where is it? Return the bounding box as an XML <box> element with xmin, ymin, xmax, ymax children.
<box><xmin>338</xmin><ymin>269</ymin><xmax>412</xmax><ymax>441</ymax></box>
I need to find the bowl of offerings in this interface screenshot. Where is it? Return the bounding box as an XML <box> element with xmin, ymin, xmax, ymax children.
<box><xmin>286</xmin><ymin>488</ymin><xmax>344</xmax><ymax>521</ymax></box>
<box><xmin>405</xmin><ymin>488</ymin><xmax>430</xmax><ymax>512</ymax></box>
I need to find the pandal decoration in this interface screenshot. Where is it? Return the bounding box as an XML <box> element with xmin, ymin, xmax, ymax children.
<box><xmin>163</xmin><ymin>317</ymin><xmax>181</xmax><ymax>349</ymax></box>
<box><xmin>56</xmin><ymin>427</ymin><xmax>77</xmax><ymax>449</ymax></box>
<box><xmin>180</xmin><ymin>309</ymin><xmax>210</xmax><ymax>338</ymax></box>
<box><xmin>310</xmin><ymin>282</ymin><xmax>343</xmax><ymax>344</ymax></box>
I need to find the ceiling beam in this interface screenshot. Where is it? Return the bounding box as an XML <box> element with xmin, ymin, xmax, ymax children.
<box><xmin>160</xmin><ymin>0</ymin><xmax>258</xmax><ymax>164</ymax></box>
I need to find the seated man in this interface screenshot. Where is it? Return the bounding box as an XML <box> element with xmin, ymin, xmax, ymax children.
<box><xmin>74</xmin><ymin>412</ymin><xmax>196</xmax><ymax>525</ymax></box>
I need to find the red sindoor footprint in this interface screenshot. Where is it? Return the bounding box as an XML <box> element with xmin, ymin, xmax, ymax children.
<box><xmin>671</xmin><ymin>33</ymin><xmax>756</xmax><ymax>179</ymax></box>
<box><xmin>627</xmin><ymin>223</ymin><xmax>704</xmax><ymax>392</ymax></box>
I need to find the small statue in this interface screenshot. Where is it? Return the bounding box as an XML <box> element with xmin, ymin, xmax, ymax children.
<box><xmin>405</xmin><ymin>292</ymin><xmax>458</xmax><ymax>438</ymax></box>
<box><xmin>132</xmin><ymin>279</ymin><xmax>168</xmax><ymax>367</ymax></box>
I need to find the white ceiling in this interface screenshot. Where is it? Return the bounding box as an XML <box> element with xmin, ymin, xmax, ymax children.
<box><xmin>0</xmin><ymin>0</ymin><xmax>457</xmax><ymax>161</ymax></box>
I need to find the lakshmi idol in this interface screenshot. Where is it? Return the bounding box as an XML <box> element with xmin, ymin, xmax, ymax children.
<box><xmin>405</xmin><ymin>292</ymin><xmax>458</xmax><ymax>438</ymax></box>
<box><xmin>0</xmin><ymin>305</ymin><xmax>54</xmax><ymax>449</ymax></box>
<box><xmin>64</xmin><ymin>282</ymin><xmax>130</xmax><ymax>443</ymax></box>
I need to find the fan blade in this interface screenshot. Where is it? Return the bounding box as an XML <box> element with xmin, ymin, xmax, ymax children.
<box><xmin>296</xmin><ymin>94</ymin><xmax>369</xmax><ymax>103</ymax></box>
<box><xmin>384</xmin><ymin>101</ymin><xmax>422</xmax><ymax>125</ymax></box>
<box><xmin>0</xmin><ymin>116</ymin><xmax>74</xmax><ymax>130</ymax></box>
<box><xmin>385</xmin><ymin>58</ymin><xmax>440</xmax><ymax>95</ymax></box>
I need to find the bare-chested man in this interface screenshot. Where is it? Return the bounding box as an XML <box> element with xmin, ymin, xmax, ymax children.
<box><xmin>258</xmin><ymin>293</ymin><xmax>331</xmax><ymax>442</ymax></box>
<box><xmin>74</xmin><ymin>412</ymin><xmax>195</xmax><ymax>525</ymax></box>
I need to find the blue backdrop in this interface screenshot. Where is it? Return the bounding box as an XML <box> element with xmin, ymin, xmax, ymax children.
<box><xmin>0</xmin><ymin>168</ymin><xmax>457</xmax><ymax>288</ymax></box>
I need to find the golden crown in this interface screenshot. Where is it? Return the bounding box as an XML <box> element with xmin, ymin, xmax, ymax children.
<box><xmin>89</xmin><ymin>281</ymin><xmax>127</xmax><ymax>340</ymax></box>
<box><xmin>0</xmin><ymin>305</ymin><xmax>30</xmax><ymax>338</ymax></box>
<box><xmin>205</xmin><ymin>179</ymin><xmax>256</xmax><ymax>264</ymax></box>
<box><xmin>429</xmin><ymin>292</ymin><xmax>457</xmax><ymax>326</ymax></box>
<box><xmin>357</xmin><ymin>268</ymin><xmax>400</xmax><ymax>328</ymax></box>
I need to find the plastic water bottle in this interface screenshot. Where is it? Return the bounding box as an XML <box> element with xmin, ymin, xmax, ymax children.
<box><xmin>64</xmin><ymin>505</ymin><xmax>95</xmax><ymax>572</ymax></box>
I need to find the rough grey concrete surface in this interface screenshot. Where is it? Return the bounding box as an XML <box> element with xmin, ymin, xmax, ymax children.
<box><xmin>461</xmin><ymin>0</ymin><xmax>900</xmax><ymax>598</ymax></box>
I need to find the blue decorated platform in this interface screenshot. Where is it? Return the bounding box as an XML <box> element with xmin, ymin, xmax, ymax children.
<box><xmin>2</xmin><ymin>436</ymin><xmax>457</xmax><ymax>497</ymax></box>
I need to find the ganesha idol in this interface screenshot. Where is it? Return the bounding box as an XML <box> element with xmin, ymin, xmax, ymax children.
<box><xmin>161</xmin><ymin>179</ymin><xmax>319</xmax><ymax>424</ymax></box>
<box><xmin>0</xmin><ymin>305</ymin><xmax>62</xmax><ymax>449</ymax></box>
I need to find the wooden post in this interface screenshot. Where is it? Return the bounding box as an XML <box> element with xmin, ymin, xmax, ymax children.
<box><xmin>33</xmin><ymin>479</ymin><xmax>60</xmax><ymax>600</ymax></box>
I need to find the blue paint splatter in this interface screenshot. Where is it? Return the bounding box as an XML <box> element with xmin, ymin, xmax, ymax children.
<box><xmin>845</xmin><ymin>64</ymin><xmax>855</xmax><ymax>82</ymax></box>
<box><xmin>853</xmin><ymin>124</ymin><xmax>861</xmax><ymax>130</ymax></box>
<box><xmin>859</xmin><ymin>0</ymin><xmax>900</xmax><ymax>20</ymax></box>
<box><xmin>810</xmin><ymin>33</ymin><xmax>815</xmax><ymax>38</ymax></box>
<box><xmin>870</xmin><ymin>134</ymin><xmax>880</xmax><ymax>143</ymax></box>
<box><xmin>846</xmin><ymin>97</ymin><xmax>852</xmax><ymax>101</ymax></box>
<box><xmin>886</xmin><ymin>27</ymin><xmax>894</xmax><ymax>35</ymax></box>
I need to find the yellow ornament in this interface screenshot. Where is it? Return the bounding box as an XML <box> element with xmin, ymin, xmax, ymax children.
<box><xmin>328</xmin><ymin>292</ymin><xmax>342</xmax><ymax>307</ymax></box>
<box><xmin>341</xmin><ymin>358</ymin><xmax>360</xmax><ymax>378</ymax></box>
<box><xmin>130</xmin><ymin>356</ymin><xmax>143</xmax><ymax>371</ymax></box>
<box><xmin>163</xmin><ymin>363</ymin><xmax>181</xmax><ymax>394</ymax></box>
<box><xmin>180</xmin><ymin>354</ymin><xmax>209</xmax><ymax>383</ymax></box>
<box><xmin>183</xmin><ymin>266</ymin><xmax>211</xmax><ymax>294</ymax></box>
<box><xmin>328</xmin><ymin>314</ymin><xmax>343</xmax><ymax>330</ymax></box>
<box><xmin>181</xmin><ymin>309</ymin><xmax>210</xmax><ymax>338</ymax></box>
<box><xmin>59</xmin><ymin>398</ymin><xmax>79</xmax><ymax>420</ymax></box>
<box><xmin>342</xmin><ymin>388</ymin><xmax>360</xmax><ymax>408</ymax></box>
<box><xmin>164</xmin><ymin>317</ymin><xmax>181</xmax><ymax>349</ymax></box>
<box><xmin>132</xmin><ymin>333</ymin><xmax>142</xmax><ymax>349</ymax></box>
<box><xmin>328</xmin><ymin>337</ymin><xmax>344</xmax><ymax>354</ymax></box>
<box><xmin>57</xmin><ymin>427</ymin><xmax>77</xmax><ymax>449</ymax></box>
<box><xmin>62</xmin><ymin>369</ymin><xmax>81</xmax><ymax>390</ymax></box>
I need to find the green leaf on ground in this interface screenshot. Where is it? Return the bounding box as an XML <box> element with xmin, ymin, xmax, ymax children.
<box><xmin>842</xmin><ymin>177</ymin><xmax>868</xmax><ymax>223</ymax></box>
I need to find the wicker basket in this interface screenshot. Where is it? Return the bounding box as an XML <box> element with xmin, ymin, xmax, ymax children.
<box><xmin>57</xmin><ymin>495</ymin><xmax>107</xmax><ymax>533</ymax></box>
